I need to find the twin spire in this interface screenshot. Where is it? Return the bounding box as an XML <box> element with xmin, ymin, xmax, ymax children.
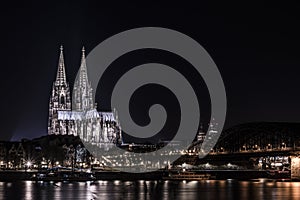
<box><xmin>55</xmin><ymin>45</ymin><xmax>66</xmax><ymax>85</ymax></box>
<box><xmin>78</xmin><ymin>46</ymin><xmax>89</xmax><ymax>89</ymax></box>
<box><xmin>55</xmin><ymin>45</ymin><xmax>89</xmax><ymax>86</ymax></box>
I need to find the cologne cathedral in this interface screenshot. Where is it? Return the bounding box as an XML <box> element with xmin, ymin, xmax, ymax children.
<box><xmin>48</xmin><ymin>46</ymin><xmax>122</xmax><ymax>147</ymax></box>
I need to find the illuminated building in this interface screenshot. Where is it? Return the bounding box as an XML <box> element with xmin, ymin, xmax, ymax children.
<box><xmin>48</xmin><ymin>46</ymin><xmax>122</xmax><ymax>146</ymax></box>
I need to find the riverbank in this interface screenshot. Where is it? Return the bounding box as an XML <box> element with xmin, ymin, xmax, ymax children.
<box><xmin>0</xmin><ymin>169</ymin><xmax>293</xmax><ymax>181</ymax></box>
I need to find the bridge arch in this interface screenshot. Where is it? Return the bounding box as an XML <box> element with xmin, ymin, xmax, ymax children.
<box><xmin>213</xmin><ymin>122</ymin><xmax>300</xmax><ymax>153</ymax></box>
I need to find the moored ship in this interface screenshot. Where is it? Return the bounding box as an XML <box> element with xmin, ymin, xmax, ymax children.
<box><xmin>163</xmin><ymin>171</ymin><xmax>213</xmax><ymax>181</ymax></box>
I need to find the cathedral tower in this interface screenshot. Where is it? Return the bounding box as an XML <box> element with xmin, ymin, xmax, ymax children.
<box><xmin>48</xmin><ymin>46</ymin><xmax>72</xmax><ymax>135</ymax></box>
<box><xmin>73</xmin><ymin>47</ymin><xmax>95</xmax><ymax>111</ymax></box>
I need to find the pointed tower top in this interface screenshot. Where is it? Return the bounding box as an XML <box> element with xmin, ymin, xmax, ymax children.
<box><xmin>79</xmin><ymin>46</ymin><xmax>88</xmax><ymax>87</ymax></box>
<box><xmin>73</xmin><ymin>46</ymin><xmax>95</xmax><ymax>110</ymax></box>
<box><xmin>55</xmin><ymin>45</ymin><xmax>67</xmax><ymax>85</ymax></box>
<box><xmin>81</xmin><ymin>46</ymin><xmax>86</xmax><ymax>63</ymax></box>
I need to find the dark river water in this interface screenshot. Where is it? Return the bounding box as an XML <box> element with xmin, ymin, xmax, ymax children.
<box><xmin>0</xmin><ymin>180</ymin><xmax>299</xmax><ymax>200</ymax></box>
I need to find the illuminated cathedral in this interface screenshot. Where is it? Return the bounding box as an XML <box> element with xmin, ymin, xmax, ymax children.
<box><xmin>48</xmin><ymin>46</ymin><xmax>122</xmax><ymax>146</ymax></box>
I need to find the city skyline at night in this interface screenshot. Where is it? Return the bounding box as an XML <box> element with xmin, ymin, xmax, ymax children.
<box><xmin>2</xmin><ymin>2</ymin><xmax>300</xmax><ymax>199</ymax></box>
<box><xmin>3</xmin><ymin>2</ymin><xmax>300</xmax><ymax>143</ymax></box>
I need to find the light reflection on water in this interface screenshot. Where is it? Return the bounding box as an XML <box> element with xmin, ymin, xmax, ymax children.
<box><xmin>0</xmin><ymin>180</ymin><xmax>299</xmax><ymax>200</ymax></box>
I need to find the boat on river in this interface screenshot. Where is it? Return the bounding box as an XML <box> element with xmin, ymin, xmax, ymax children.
<box><xmin>163</xmin><ymin>171</ymin><xmax>213</xmax><ymax>181</ymax></box>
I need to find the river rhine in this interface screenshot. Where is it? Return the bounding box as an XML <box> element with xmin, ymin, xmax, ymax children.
<box><xmin>0</xmin><ymin>180</ymin><xmax>299</xmax><ymax>199</ymax></box>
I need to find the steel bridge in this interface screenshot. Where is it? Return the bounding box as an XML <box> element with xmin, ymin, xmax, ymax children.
<box><xmin>177</xmin><ymin>122</ymin><xmax>300</xmax><ymax>168</ymax></box>
<box><xmin>213</xmin><ymin>122</ymin><xmax>300</xmax><ymax>154</ymax></box>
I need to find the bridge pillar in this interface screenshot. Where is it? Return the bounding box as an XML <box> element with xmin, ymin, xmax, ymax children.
<box><xmin>291</xmin><ymin>156</ymin><xmax>300</xmax><ymax>180</ymax></box>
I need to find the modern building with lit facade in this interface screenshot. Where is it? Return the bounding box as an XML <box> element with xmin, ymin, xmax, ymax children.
<box><xmin>48</xmin><ymin>46</ymin><xmax>122</xmax><ymax>146</ymax></box>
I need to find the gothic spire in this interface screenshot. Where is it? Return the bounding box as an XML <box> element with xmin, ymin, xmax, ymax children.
<box><xmin>72</xmin><ymin>46</ymin><xmax>96</xmax><ymax>111</ymax></box>
<box><xmin>79</xmin><ymin>46</ymin><xmax>89</xmax><ymax>88</ymax></box>
<box><xmin>55</xmin><ymin>45</ymin><xmax>67</xmax><ymax>85</ymax></box>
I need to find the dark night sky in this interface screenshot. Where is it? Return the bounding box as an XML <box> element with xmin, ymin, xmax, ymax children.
<box><xmin>1</xmin><ymin>2</ymin><xmax>300</xmax><ymax>141</ymax></box>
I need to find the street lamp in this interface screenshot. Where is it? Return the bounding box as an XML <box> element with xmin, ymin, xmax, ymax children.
<box><xmin>220</xmin><ymin>147</ymin><xmax>224</xmax><ymax>153</ymax></box>
<box><xmin>26</xmin><ymin>161</ymin><xmax>31</xmax><ymax>168</ymax></box>
<box><xmin>242</xmin><ymin>145</ymin><xmax>246</xmax><ymax>151</ymax></box>
<box><xmin>25</xmin><ymin>161</ymin><xmax>32</xmax><ymax>172</ymax></box>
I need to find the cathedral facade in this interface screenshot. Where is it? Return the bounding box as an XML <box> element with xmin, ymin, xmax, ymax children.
<box><xmin>48</xmin><ymin>46</ymin><xmax>122</xmax><ymax>146</ymax></box>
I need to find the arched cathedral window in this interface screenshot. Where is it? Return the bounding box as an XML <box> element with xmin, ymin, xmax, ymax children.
<box><xmin>60</xmin><ymin>94</ymin><xmax>65</xmax><ymax>105</ymax></box>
